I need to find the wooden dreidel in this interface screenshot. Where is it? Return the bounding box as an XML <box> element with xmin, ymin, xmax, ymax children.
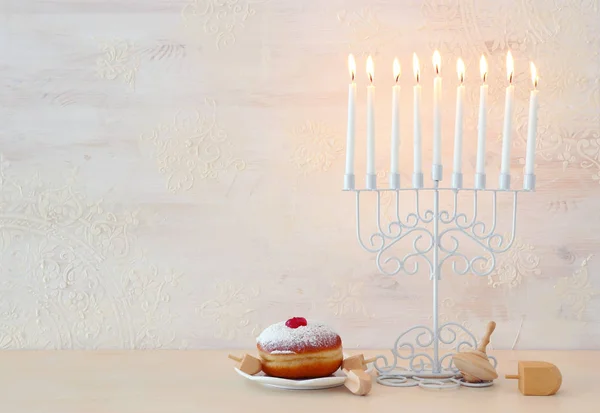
<box><xmin>342</xmin><ymin>368</ymin><xmax>372</xmax><ymax>396</ymax></box>
<box><xmin>342</xmin><ymin>354</ymin><xmax>376</xmax><ymax>371</ymax></box>
<box><xmin>505</xmin><ymin>361</ymin><xmax>562</xmax><ymax>396</ymax></box>
<box><xmin>228</xmin><ymin>354</ymin><xmax>262</xmax><ymax>375</ymax></box>
<box><xmin>452</xmin><ymin>321</ymin><xmax>499</xmax><ymax>383</ymax></box>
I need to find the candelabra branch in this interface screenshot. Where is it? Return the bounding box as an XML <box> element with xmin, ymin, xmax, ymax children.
<box><xmin>439</xmin><ymin>190</ymin><xmax>458</xmax><ymax>224</ymax></box>
<box><xmin>415</xmin><ymin>190</ymin><xmax>435</xmax><ymax>223</ymax></box>
<box><xmin>354</xmin><ymin>191</ymin><xmax>435</xmax><ymax>276</ymax></box>
<box><xmin>376</xmin><ymin>192</ymin><xmax>401</xmax><ymax>239</ymax></box>
<box><xmin>355</xmin><ymin>188</ymin><xmax>520</xmax><ymax>277</ymax></box>
<box><xmin>355</xmin><ymin>191</ymin><xmax>383</xmax><ymax>253</ymax></box>
<box><xmin>395</xmin><ymin>191</ymin><xmax>421</xmax><ymax>229</ymax></box>
<box><xmin>454</xmin><ymin>190</ymin><xmax>478</xmax><ymax>229</ymax></box>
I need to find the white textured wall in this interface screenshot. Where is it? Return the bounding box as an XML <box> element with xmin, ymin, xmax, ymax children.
<box><xmin>0</xmin><ymin>0</ymin><xmax>599</xmax><ymax>350</ymax></box>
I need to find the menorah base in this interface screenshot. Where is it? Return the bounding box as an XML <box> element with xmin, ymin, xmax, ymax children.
<box><xmin>370</xmin><ymin>322</ymin><xmax>497</xmax><ymax>389</ymax></box>
<box><xmin>376</xmin><ymin>374</ymin><xmax>494</xmax><ymax>389</ymax></box>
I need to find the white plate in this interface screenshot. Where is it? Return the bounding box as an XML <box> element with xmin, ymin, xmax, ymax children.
<box><xmin>234</xmin><ymin>356</ymin><xmax>373</xmax><ymax>390</ymax></box>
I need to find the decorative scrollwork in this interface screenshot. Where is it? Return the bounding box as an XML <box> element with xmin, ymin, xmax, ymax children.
<box><xmin>437</xmin><ymin>322</ymin><xmax>477</xmax><ymax>370</ymax></box>
<box><xmin>372</xmin><ymin>325</ymin><xmax>436</xmax><ymax>374</ymax></box>
<box><xmin>355</xmin><ymin>188</ymin><xmax>519</xmax><ymax>278</ymax></box>
<box><xmin>373</xmin><ymin>322</ymin><xmax>497</xmax><ymax>375</ymax></box>
<box><xmin>376</xmin><ymin>228</ymin><xmax>434</xmax><ymax>275</ymax></box>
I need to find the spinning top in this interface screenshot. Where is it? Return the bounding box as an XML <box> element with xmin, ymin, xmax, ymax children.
<box><xmin>452</xmin><ymin>321</ymin><xmax>498</xmax><ymax>383</ymax></box>
<box><xmin>506</xmin><ymin>361</ymin><xmax>562</xmax><ymax>396</ymax></box>
<box><xmin>228</xmin><ymin>353</ymin><xmax>262</xmax><ymax>375</ymax></box>
<box><xmin>342</xmin><ymin>354</ymin><xmax>376</xmax><ymax>371</ymax></box>
<box><xmin>342</xmin><ymin>368</ymin><xmax>372</xmax><ymax>396</ymax></box>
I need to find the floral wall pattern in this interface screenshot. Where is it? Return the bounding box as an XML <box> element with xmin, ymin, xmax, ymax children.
<box><xmin>0</xmin><ymin>0</ymin><xmax>598</xmax><ymax>350</ymax></box>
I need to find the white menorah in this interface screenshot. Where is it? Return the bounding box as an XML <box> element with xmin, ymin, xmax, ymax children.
<box><xmin>344</xmin><ymin>178</ymin><xmax>533</xmax><ymax>388</ymax></box>
<box><xmin>342</xmin><ymin>51</ymin><xmax>539</xmax><ymax>388</ymax></box>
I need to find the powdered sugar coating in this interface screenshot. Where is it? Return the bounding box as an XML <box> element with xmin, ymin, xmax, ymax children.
<box><xmin>257</xmin><ymin>320</ymin><xmax>341</xmax><ymax>353</ymax></box>
<box><xmin>270</xmin><ymin>350</ymin><xmax>296</xmax><ymax>354</ymax></box>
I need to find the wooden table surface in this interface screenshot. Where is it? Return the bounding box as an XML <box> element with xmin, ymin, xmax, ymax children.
<box><xmin>1</xmin><ymin>350</ymin><xmax>598</xmax><ymax>412</ymax></box>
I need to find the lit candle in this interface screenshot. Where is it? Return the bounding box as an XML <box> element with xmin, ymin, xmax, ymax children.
<box><xmin>390</xmin><ymin>58</ymin><xmax>401</xmax><ymax>188</ymax></box>
<box><xmin>476</xmin><ymin>55</ymin><xmax>488</xmax><ymax>177</ymax></box>
<box><xmin>500</xmin><ymin>51</ymin><xmax>515</xmax><ymax>176</ymax></box>
<box><xmin>413</xmin><ymin>54</ymin><xmax>422</xmax><ymax>179</ymax></box>
<box><xmin>345</xmin><ymin>54</ymin><xmax>357</xmax><ymax>179</ymax></box>
<box><xmin>525</xmin><ymin>62</ymin><xmax>539</xmax><ymax>176</ymax></box>
<box><xmin>453</xmin><ymin>58</ymin><xmax>465</xmax><ymax>175</ymax></box>
<box><xmin>366</xmin><ymin>55</ymin><xmax>376</xmax><ymax>182</ymax></box>
<box><xmin>432</xmin><ymin>50</ymin><xmax>442</xmax><ymax>169</ymax></box>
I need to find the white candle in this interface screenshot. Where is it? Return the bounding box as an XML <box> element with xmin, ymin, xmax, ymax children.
<box><xmin>345</xmin><ymin>54</ymin><xmax>357</xmax><ymax>176</ymax></box>
<box><xmin>413</xmin><ymin>54</ymin><xmax>422</xmax><ymax>175</ymax></box>
<box><xmin>453</xmin><ymin>58</ymin><xmax>465</xmax><ymax>174</ymax></box>
<box><xmin>432</xmin><ymin>50</ymin><xmax>442</xmax><ymax>166</ymax></box>
<box><xmin>390</xmin><ymin>58</ymin><xmax>401</xmax><ymax>176</ymax></box>
<box><xmin>525</xmin><ymin>62</ymin><xmax>539</xmax><ymax>175</ymax></box>
<box><xmin>476</xmin><ymin>56</ymin><xmax>488</xmax><ymax>175</ymax></box>
<box><xmin>366</xmin><ymin>55</ymin><xmax>375</xmax><ymax>175</ymax></box>
<box><xmin>500</xmin><ymin>51</ymin><xmax>515</xmax><ymax>175</ymax></box>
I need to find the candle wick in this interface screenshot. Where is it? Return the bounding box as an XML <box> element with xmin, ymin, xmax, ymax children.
<box><xmin>416</xmin><ymin>73</ymin><xmax>420</xmax><ymax>84</ymax></box>
<box><xmin>369</xmin><ymin>73</ymin><xmax>373</xmax><ymax>83</ymax></box>
<box><xmin>351</xmin><ymin>72</ymin><xmax>355</xmax><ymax>82</ymax></box>
<box><xmin>483</xmin><ymin>72</ymin><xmax>487</xmax><ymax>83</ymax></box>
<box><xmin>509</xmin><ymin>72</ymin><xmax>513</xmax><ymax>84</ymax></box>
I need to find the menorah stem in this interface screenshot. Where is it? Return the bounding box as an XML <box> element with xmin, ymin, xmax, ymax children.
<box><xmin>432</xmin><ymin>180</ymin><xmax>440</xmax><ymax>373</ymax></box>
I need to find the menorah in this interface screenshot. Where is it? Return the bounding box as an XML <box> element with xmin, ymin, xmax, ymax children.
<box><xmin>342</xmin><ymin>51</ymin><xmax>539</xmax><ymax>388</ymax></box>
<box><xmin>346</xmin><ymin>175</ymin><xmax>535</xmax><ymax>387</ymax></box>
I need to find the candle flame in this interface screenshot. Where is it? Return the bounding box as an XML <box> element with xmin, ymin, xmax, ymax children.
<box><xmin>457</xmin><ymin>58</ymin><xmax>465</xmax><ymax>83</ymax></box>
<box><xmin>393</xmin><ymin>58</ymin><xmax>401</xmax><ymax>83</ymax></box>
<box><xmin>480</xmin><ymin>55</ymin><xmax>487</xmax><ymax>83</ymax></box>
<box><xmin>507</xmin><ymin>51</ymin><xmax>514</xmax><ymax>83</ymax></box>
<box><xmin>366</xmin><ymin>55</ymin><xmax>374</xmax><ymax>83</ymax></box>
<box><xmin>433</xmin><ymin>50</ymin><xmax>441</xmax><ymax>75</ymax></box>
<box><xmin>348</xmin><ymin>54</ymin><xmax>356</xmax><ymax>82</ymax></box>
<box><xmin>530</xmin><ymin>62</ymin><xmax>538</xmax><ymax>89</ymax></box>
<box><xmin>413</xmin><ymin>53</ymin><xmax>420</xmax><ymax>83</ymax></box>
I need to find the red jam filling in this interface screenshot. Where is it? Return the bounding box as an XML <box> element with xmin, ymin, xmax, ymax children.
<box><xmin>285</xmin><ymin>317</ymin><xmax>307</xmax><ymax>329</ymax></box>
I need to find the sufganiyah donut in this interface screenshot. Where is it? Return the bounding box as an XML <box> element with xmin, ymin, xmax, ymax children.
<box><xmin>256</xmin><ymin>317</ymin><xmax>343</xmax><ymax>379</ymax></box>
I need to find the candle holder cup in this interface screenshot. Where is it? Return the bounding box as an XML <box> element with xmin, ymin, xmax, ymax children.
<box><xmin>474</xmin><ymin>173</ymin><xmax>486</xmax><ymax>190</ymax></box>
<box><xmin>389</xmin><ymin>173</ymin><xmax>401</xmax><ymax>190</ymax></box>
<box><xmin>523</xmin><ymin>174</ymin><xmax>536</xmax><ymax>191</ymax></box>
<box><xmin>365</xmin><ymin>174</ymin><xmax>377</xmax><ymax>190</ymax></box>
<box><xmin>431</xmin><ymin>164</ymin><xmax>443</xmax><ymax>182</ymax></box>
<box><xmin>498</xmin><ymin>173</ymin><xmax>511</xmax><ymax>191</ymax></box>
<box><xmin>451</xmin><ymin>172</ymin><xmax>463</xmax><ymax>189</ymax></box>
<box><xmin>412</xmin><ymin>172</ymin><xmax>424</xmax><ymax>189</ymax></box>
<box><xmin>344</xmin><ymin>174</ymin><xmax>356</xmax><ymax>191</ymax></box>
